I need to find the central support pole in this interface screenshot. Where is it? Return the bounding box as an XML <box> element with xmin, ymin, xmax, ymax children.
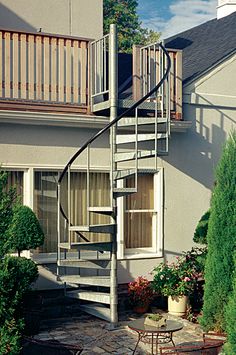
<box><xmin>109</xmin><ymin>24</ymin><xmax>118</xmax><ymax>327</ymax></box>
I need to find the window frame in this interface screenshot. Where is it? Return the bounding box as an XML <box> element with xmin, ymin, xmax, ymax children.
<box><xmin>117</xmin><ymin>169</ymin><xmax>163</xmax><ymax>260</ymax></box>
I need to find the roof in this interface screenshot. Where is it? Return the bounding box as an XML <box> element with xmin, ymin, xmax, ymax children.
<box><xmin>165</xmin><ymin>11</ymin><xmax>236</xmax><ymax>84</ymax></box>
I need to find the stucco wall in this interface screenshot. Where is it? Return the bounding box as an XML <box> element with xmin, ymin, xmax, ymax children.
<box><xmin>0</xmin><ymin>0</ymin><xmax>103</xmax><ymax>39</ymax></box>
<box><xmin>0</xmin><ymin>122</ymin><xmax>110</xmax><ymax>169</ymax></box>
<box><xmin>162</xmin><ymin>53</ymin><xmax>236</xmax><ymax>259</ymax></box>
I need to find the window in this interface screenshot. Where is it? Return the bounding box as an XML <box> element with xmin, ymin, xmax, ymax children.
<box><xmin>34</xmin><ymin>171</ymin><xmax>110</xmax><ymax>254</ymax></box>
<box><xmin>125</xmin><ymin>174</ymin><xmax>154</xmax><ymax>248</ymax></box>
<box><xmin>5</xmin><ymin>170</ymin><xmax>24</xmax><ymax>201</ymax></box>
<box><xmin>118</xmin><ymin>170</ymin><xmax>163</xmax><ymax>258</ymax></box>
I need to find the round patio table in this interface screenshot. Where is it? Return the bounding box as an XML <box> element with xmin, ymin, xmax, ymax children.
<box><xmin>128</xmin><ymin>318</ymin><xmax>183</xmax><ymax>354</ymax></box>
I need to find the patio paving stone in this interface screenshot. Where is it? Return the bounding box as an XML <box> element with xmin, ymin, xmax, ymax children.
<box><xmin>34</xmin><ymin>310</ymin><xmax>204</xmax><ymax>354</ymax></box>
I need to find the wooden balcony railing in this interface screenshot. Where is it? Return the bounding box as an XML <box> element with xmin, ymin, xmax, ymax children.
<box><xmin>0</xmin><ymin>29</ymin><xmax>90</xmax><ymax>113</ymax></box>
<box><xmin>133</xmin><ymin>45</ymin><xmax>182</xmax><ymax>120</ymax></box>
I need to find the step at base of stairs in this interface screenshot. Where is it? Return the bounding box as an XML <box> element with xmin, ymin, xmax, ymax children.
<box><xmin>67</xmin><ymin>290</ymin><xmax>110</xmax><ymax>304</ymax></box>
<box><xmin>59</xmin><ymin>242</ymin><xmax>112</xmax><ymax>252</ymax></box>
<box><xmin>80</xmin><ymin>303</ymin><xmax>111</xmax><ymax>322</ymax></box>
<box><xmin>58</xmin><ymin>259</ymin><xmax>111</xmax><ymax>269</ymax></box>
<box><xmin>59</xmin><ymin>275</ymin><xmax>110</xmax><ymax>287</ymax></box>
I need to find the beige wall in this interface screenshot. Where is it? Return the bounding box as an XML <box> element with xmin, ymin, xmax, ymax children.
<box><xmin>161</xmin><ymin>53</ymin><xmax>236</xmax><ymax>260</ymax></box>
<box><xmin>0</xmin><ymin>0</ymin><xmax>103</xmax><ymax>39</ymax></box>
<box><xmin>0</xmin><ymin>123</ymin><xmax>110</xmax><ymax>169</ymax></box>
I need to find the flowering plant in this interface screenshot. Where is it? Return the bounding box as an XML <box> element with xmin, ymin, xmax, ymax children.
<box><xmin>128</xmin><ymin>276</ymin><xmax>153</xmax><ymax>307</ymax></box>
<box><xmin>152</xmin><ymin>252</ymin><xmax>201</xmax><ymax>297</ymax></box>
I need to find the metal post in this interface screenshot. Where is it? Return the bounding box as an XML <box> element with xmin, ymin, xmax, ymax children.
<box><xmin>109</xmin><ymin>23</ymin><xmax>118</xmax><ymax>327</ymax></box>
<box><xmin>57</xmin><ymin>183</ymin><xmax>61</xmax><ymax>278</ymax></box>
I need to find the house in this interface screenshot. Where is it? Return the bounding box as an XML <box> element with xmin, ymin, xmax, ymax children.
<box><xmin>0</xmin><ymin>0</ymin><xmax>235</xmax><ymax>324</ymax></box>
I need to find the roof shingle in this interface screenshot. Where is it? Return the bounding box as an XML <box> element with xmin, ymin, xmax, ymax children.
<box><xmin>165</xmin><ymin>11</ymin><xmax>236</xmax><ymax>84</ymax></box>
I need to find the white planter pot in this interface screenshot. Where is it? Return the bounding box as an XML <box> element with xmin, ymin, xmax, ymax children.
<box><xmin>168</xmin><ymin>295</ymin><xmax>188</xmax><ymax>316</ymax></box>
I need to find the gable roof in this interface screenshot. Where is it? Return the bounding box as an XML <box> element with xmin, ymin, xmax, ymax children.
<box><xmin>165</xmin><ymin>11</ymin><xmax>236</xmax><ymax>84</ymax></box>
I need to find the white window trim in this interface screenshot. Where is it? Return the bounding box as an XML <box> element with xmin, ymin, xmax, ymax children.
<box><xmin>117</xmin><ymin>169</ymin><xmax>163</xmax><ymax>260</ymax></box>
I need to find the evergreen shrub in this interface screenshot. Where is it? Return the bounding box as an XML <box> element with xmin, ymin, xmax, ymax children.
<box><xmin>193</xmin><ymin>210</ymin><xmax>210</xmax><ymax>245</ymax></box>
<box><xmin>0</xmin><ymin>256</ymin><xmax>38</xmax><ymax>354</ymax></box>
<box><xmin>7</xmin><ymin>205</ymin><xmax>44</xmax><ymax>256</ymax></box>
<box><xmin>200</xmin><ymin>132</ymin><xmax>236</xmax><ymax>331</ymax></box>
<box><xmin>224</xmin><ymin>273</ymin><xmax>236</xmax><ymax>354</ymax></box>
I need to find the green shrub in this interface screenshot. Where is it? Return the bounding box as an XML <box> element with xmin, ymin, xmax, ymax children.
<box><xmin>193</xmin><ymin>210</ymin><xmax>210</xmax><ymax>245</ymax></box>
<box><xmin>0</xmin><ymin>256</ymin><xmax>38</xmax><ymax>353</ymax></box>
<box><xmin>0</xmin><ymin>256</ymin><xmax>38</xmax><ymax>321</ymax></box>
<box><xmin>200</xmin><ymin>132</ymin><xmax>236</xmax><ymax>331</ymax></box>
<box><xmin>0</xmin><ymin>318</ymin><xmax>23</xmax><ymax>355</ymax></box>
<box><xmin>7</xmin><ymin>205</ymin><xmax>44</xmax><ymax>256</ymax></box>
<box><xmin>224</xmin><ymin>274</ymin><xmax>236</xmax><ymax>354</ymax></box>
<box><xmin>0</xmin><ymin>171</ymin><xmax>17</xmax><ymax>257</ymax></box>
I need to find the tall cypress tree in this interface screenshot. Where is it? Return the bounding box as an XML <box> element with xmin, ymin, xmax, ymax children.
<box><xmin>224</xmin><ymin>269</ymin><xmax>236</xmax><ymax>354</ymax></box>
<box><xmin>200</xmin><ymin>131</ymin><xmax>236</xmax><ymax>331</ymax></box>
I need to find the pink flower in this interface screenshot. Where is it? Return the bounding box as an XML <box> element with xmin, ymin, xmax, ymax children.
<box><xmin>184</xmin><ymin>277</ymin><xmax>191</xmax><ymax>282</ymax></box>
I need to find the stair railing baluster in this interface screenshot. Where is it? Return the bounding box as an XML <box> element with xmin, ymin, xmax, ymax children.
<box><xmin>87</xmin><ymin>144</ymin><xmax>90</xmax><ymax>228</ymax></box>
<box><xmin>68</xmin><ymin>164</ymin><xmax>71</xmax><ymax>247</ymax></box>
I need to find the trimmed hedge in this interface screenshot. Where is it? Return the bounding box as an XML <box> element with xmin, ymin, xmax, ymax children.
<box><xmin>7</xmin><ymin>205</ymin><xmax>44</xmax><ymax>256</ymax></box>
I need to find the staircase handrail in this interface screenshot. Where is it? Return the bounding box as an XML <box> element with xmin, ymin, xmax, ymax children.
<box><xmin>58</xmin><ymin>42</ymin><xmax>171</xmax><ymax>186</ymax></box>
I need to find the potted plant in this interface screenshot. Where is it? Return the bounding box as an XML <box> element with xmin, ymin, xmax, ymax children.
<box><xmin>128</xmin><ymin>276</ymin><xmax>154</xmax><ymax>313</ymax></box>
<box><xmin>152</xmin><ymin>254</ymin><xmax>199</xmax><ymax>316</ymax></box>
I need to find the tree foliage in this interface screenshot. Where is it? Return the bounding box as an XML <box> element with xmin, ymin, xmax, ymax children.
<box><xmin>7</xmin><ymin>205</ymin><xmax>44</xmax><ymax>256</ymax></box>
<box><xmin>193</xmin><ymin>210</ymin><xmax>210</xmax><ymax>245</ymax></box>
<box><xmin>224</xmin><ymin>271</ymin><xmax>236</xmax><ymax>354</ymax></box>
<box><xmin>200</xmin><ymin>132</ymin><xmax>236</xmax><ymax>331</ymax></box>
<box><xmin>103</xmin><ymin>0</ymin><xmax>160</xmax><ymax>53</ymax></box>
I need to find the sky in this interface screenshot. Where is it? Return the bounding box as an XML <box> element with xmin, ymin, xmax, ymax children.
<box><xmin>137</xmin><ymin>0</ymin><xmax>218</xmax><ymax>38</ymax></box>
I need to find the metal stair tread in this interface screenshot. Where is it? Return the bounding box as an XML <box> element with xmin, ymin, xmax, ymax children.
<box><xmin>58</xmin><ymin>258</ymin><xmax>111</xmax><ymax>269</ymax></box>
<box><xmin>59</xmin><ymin>241</ymin><xmax>112</xmax><ymax>250</ymax></box>
<box><xmin>88</xmin><ymin>206</ymin><xmax>113</xmax><ymax>214</ymax></box>
<box><xmin>114</xmin><ymin>149</ymin><xmax>167</xmax><ymax>162</ymax></box>
<box><xmin>113</xmin><ymin>187</ymin><xmax>137</xmax><ymax>193</ymax></box>
<box><xmin>69</xmin><ymin>224</ymin><xmax>115</xmax><ymax>232</ymax></box>
<box><xmin>116</xmin><ymin>132</ymin><xmax>167</xmax><ymax>144</ymax></box>
<box><xmin>67</xmin><ymin>290</ymin><xmax>111</xmax><ymax>304</ymax></box>
<box><xmin>118</xmin><ymin>116</ymin><xmax>167</xmax><ymax>127</ymax></box>
<box><xmin>59</xmin><ymin>275</ymin><xmax>110</xmax><ymax>287</ymax></box>
<box><xmin>113</xmin><ymin>168</ymin><xmax>136</xmax><ymax>180</ymax></box>
<box><xmin>118</xmin><ymin>98</ymin><xmax>160</xmax><ymax>110</ymax></box>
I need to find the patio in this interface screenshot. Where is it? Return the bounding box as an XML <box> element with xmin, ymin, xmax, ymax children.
<box><xmin>32</xmin><ymin>310</ymin><xmax>204</xmax><ymax>354</ymax></box>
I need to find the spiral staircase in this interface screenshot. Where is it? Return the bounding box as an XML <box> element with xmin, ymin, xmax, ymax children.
<box><xmin>56</xmin><ymin>25</ymin><xmax>171</xmax><ymax>327</ymax></box>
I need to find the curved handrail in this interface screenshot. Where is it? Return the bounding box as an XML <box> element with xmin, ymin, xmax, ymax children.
<box><xmin>57</xmin><ymin>43</ymin><xmax>171</xmax><ymax>238</ymax></box>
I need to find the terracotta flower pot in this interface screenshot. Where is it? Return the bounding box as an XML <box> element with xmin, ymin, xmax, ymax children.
<box><xmin>133</xmin><ymin>303</ymin><xmax>149</xmax><ymax>314</ymax></box>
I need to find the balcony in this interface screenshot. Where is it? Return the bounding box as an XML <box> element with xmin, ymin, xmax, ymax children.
<box><xmin>0</xmin><ymin>28</ymin><xmax>183</xmax><ymax>121</ymax></box>
<box><xmin>0</xmin><ymin>29</ymin><xmax>90</xmax><ymax>114</ymax></box>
